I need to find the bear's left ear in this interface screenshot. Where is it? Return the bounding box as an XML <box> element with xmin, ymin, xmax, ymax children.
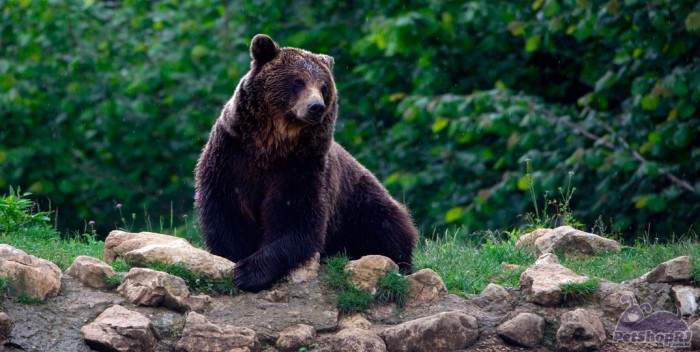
<box><xmin>317</xmin><ymin>54</ymin><xmax>334</xmax><ymax>71</ymax></box>
<box><xmin>250</xmin><ymin>34</ymin><xmax>279</xmax><ymax>65</ymax></box>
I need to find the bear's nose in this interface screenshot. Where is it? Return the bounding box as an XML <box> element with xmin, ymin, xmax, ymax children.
<box><xmin>308</xmin><ymin>102</ymin><xmax>325</xmax><ymax>118</ymax></box>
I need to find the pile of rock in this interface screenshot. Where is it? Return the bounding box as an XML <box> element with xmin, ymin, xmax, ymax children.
<box><xmin>0</xmin><ymin>228</ymin><xmax>697</xmax><ymax>351</ymax></box>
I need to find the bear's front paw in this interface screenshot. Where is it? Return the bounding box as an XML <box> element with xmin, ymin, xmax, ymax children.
<box><xmin>233</xmin><ymin>257</ymin><xmax>275</xmax><ymax>293</ymax></box>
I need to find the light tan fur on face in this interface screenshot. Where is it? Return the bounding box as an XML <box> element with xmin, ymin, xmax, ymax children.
<box><xmin>292</xmin><ymin>85</ymin><xmax>323</xmax><ymax>120</ymax></box>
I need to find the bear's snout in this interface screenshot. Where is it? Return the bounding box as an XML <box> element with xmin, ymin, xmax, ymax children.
<box><xmin>308</xmin><ymin>102</ymin><xmax>325</xmax><ymax>119</ymax></box>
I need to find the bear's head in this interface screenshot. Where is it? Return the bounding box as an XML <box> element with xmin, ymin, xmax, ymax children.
<box><xmin>243</xmin><ymin>34</ymin><xmax>337</xmax><ymax>130</ymax></box>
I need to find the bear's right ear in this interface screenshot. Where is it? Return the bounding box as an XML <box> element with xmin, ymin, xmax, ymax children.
<box><xmin>250</xmin><ymin>34</ymin><xmax>279</xmax><ymax>65</ymax></box>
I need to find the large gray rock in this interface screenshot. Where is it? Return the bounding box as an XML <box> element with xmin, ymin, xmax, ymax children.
<box><xmin>65</xmin><ymin>255</ymin><xmax>118</xmax><ymax>289</ymax></box>
<box><xmin>645</xmin><ymin>256</ymin><xmax>692</xmax><ymax>283</ymax></box>
<box><xmin>520</xmin><ymin>253</ymin><xmax>589</xmax><ymax>306</ymax></box>
<box><xmin>556</xmin><ymin>308</ymin><xmax>606</xmax><ymax>352</ymax></box>
<box><xmin>80</xmin><ymin>305</ymin><xmax>158</xmax><ymax>352</ymax></box>
<box><xmin>379</xmin><ymin>311</ymin><xmax>479</xmax><ymax>352</ymax></box>
<box><xmin>175</xmin><ymin>312</ymin><xmax>258</xmax><ymax>352</ymax></box>
<box><xmin>117</xmin><ymin>267</ymin><xmax>191</xmax><ymax>312</ymax></box>
<box><xmin>105</xmin><ymin>230</ymin><xmax>235</xmax><ymax>280</ymax></box>
<box><xmin>534</xmin><ymin>226</ymin><xmax>620</xmax><ymax>257</ymax></box>
<box><xmin>0</xmin><ymin>244</ymin><xmax>62</xmax><ymax>300</ymax></box>
<box><xmin>496</xmin><ymin>312</ymin><xmax>544</xmax><ymax>348</ymax></box>
<box><xmin>404</xmin><ymin>268</ymin><xmax>447</xmax><ymax>307</ymax></box>
<box><xmin>276</xmin><ymin>324</ymin><xmax>315</xmax><ymax>351</ymax></box>
<box><xmin>345</xmin><ymin>255</ymin><xmax>398</xmax><ymax>293</ymax></box>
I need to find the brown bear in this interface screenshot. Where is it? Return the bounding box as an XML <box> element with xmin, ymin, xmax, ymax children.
<box><xmin>195</xmin><ymin>34</ymin><xmax>418</xmax><ymax>292</ymax></box>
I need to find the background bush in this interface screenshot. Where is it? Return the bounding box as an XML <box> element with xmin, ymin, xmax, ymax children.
<box><xmin>1</xmin><ymin>0</ymin><xmax>698</xmax><ymax>239</ymax></box>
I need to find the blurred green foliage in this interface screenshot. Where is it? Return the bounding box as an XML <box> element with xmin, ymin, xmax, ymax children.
<box><xmin>1</xmin><ymin>0</ymin><xmax>699</xmax><ymax>239</ymax></box>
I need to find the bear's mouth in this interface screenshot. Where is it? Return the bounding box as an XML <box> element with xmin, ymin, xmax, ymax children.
<box><xmin>286</xmin><ymin>111</ymin><xmax>321</xmax><ymax>125</ymax></box>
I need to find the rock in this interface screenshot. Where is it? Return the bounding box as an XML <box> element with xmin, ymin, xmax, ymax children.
<box><xmin>520</xmin><ymin>253</ymin><xmax>589</xmax><ymax>306</ymax></box>
<box><xmin>515</xmin><ymin>228</ymin><xmax>552</xmax><ymax>250</ymax></box>
<box><xmin>275</xmin><ymin>324</ymin><xmax>315</xmax><ymax>351</ymax></box>
<box><xmin>261</xmin><ymin>289</ymin><xmax>289</xmax><ymax>303</ymax></box>
<box><xmin>339</xmin><ymin>313</ymin><xmax>372</xmax><ymax>330</ymax></box>
<box><xmin>0</xmin><ymin>312</ymin><xmax>14</xmax><ymax>346</ymax></box>
<box><xmin>601</xmin><ymin>289</ymin><xmax>637</xmax><ymax>316</ymax></box>
<box><xmin>0</xmin><ymin>244</ymin><xmax>62</xmax><ymax>300</ymax></box>
<box><xmin>556</xmin><ymin>308</ymin><xmax>606</xmax><ymax>352</ymax></box>
<box><xmin>646</xmin><ymin>256</ymin><xmax>692</xmax><ymax>283</ymax></box>
<box><xmin>690</xmin><ymin>320</ymin><xmax>700</xmax><ymax>349</ymax></box>
<box><xmin>496</xmin><ymin>312</ymin><xmax>544</xmax><ymax>348</ymax></box>
<box><xmin>80</xmin><ymin>305</ymin><xmax>158</xmax><ymax>352</ymax></box>
<box><xmin>329</xmin><ymin>328</ymin><xmax>386</xmax><ymax>352</ymax></box>
<box><xmin>534</xmin><ymin>226</ymin><xmax>620</xmax><ymax>257</ymax></box>
<box><xmin>480</xmin><ymin>283</ymin><xmax>512</xmax><ymax>302</ymax></box>
<box><xmin>344</xmin><ymin>255</ymin><xmax>398</xmax><ymax>293</ymax></box>
<box><xmin>379</xmin><ymin>311</ymin><xmax>479</xmax><ymax>352</ymax></box>
<box><xmin>404</xmin><ymin>268</ymin><xmax>448</xmax><ymax>307</ymax></box>
<box><xmin>535</xmin><ymin>252</ymin><xmax>559</xmax><ymax>265</ymax></box>
<box><xmin>117</xmin><ymin>267</ymin><xmax>191</xmax><ymax>312</ymax></box>
<box><xmin>175</xmin><ymin>311</ymin><xmax>258</xmax><ymax>352</ymax></box>
<box><xmin>65</xmin><ymin>255</ymin><xmax>118</xmax><ymax>289</ymax></box>
<box><xmin>186</xmin><ymin>294</ymin><xmax>213</xmax><ymax>313</ymax></box>
<box><xmin>672</xmin><ymin>285</ymin><xmax>697</xmax><ymax>316</ymax></box>
<box><xmin>286</xmin><ymin>252</ymin><xmax>320</xmax><ymax>283</ymax></box>
<box><xmin>105</xmin><ymin>230</ymin><xmax>236</xmax><ymax>280</ymax></box>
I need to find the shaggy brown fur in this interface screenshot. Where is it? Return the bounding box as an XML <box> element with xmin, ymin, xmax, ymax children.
<box><xmin>195</xmin><ymin>34</ymin><xmax>418</xmax><ymax>292</ymax></box>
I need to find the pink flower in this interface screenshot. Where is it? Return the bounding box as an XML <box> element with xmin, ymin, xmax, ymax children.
<box><xmin>88</xmin><ymin>220</ymin><xmax>95</xmax><ymax>226</ymax></box>
<box><xmin>116</xmin><ymin>203</ymin><xmax>122</xmax><ymax>209</ymax></box>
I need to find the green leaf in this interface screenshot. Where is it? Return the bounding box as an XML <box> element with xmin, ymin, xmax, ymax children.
<box><xmin>543</xmin><ymin>0</ymin><xmax>560</xmax><ymax>18</ymax></box>
<box><xmin>507</xmin><ymin>21</ymin><xmax>526</xmax><ymax>36</ymax></box>
<box><xmin>432</xmin><ymin>118</ymin><xmax>449</xmax><ymax>134</ymax></box>
<box><xmin>444</xmin><ymin>207</ymin><xmax>463</xmax><ymax>223</ymax></box>
<box><xmin>525</xmin><ymin>36</ymin><xmax>541</xmax><ymax>52</ymax></box>
<box><xmin>686</xmin><ymin>12</ymin><xmax>700</xmax><ymax>31</ymax></box>
<box><xmin>641</xmin><ymin>94</ymin><xmax>659</xmax><ymax>111</ymax></box>
<box><xmin>517</xmin><ymin>176</ymin><xmax>530</xmax><ymax>191</ymax></box>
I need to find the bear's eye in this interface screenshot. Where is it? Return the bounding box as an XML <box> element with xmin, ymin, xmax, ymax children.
<box><xmin>293</xmin><ymin>78</ymin><xmax>305</xmax><ymax>88</ymax></box>
<box><xmin>321</xmin><ymin>85</ymin><xmax>328</xmax><ymax>95</ymax></box>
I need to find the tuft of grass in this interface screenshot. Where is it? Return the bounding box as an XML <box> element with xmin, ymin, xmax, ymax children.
<box><xmin>17</xmin><ymin>294</ymin><xmax>43</xmax><ymax>305</ymax></box>
<box><xmin>559</xmin><ymin>278</ymin><xmax>599</xmax><ymax>303</ymax></box>
<box><xmin>146</xmin><ymin>261</ymin><xmax>238</xmax><ymax>295</ymax></box>
<box><xmin>692</xmin><ymin>258</ymin><xmax>700</xmax><ymax>284</ymax></box>
<box><xmin>110</xmin><ymin>258</ymin><xmax>132</xmax><ymax>272</ymax></box>
<box><xmin>336</xmin><ymin>286</ymin><xmax>374</xmax><ymax>314</ymax></box>
<box><xmin>0</xmin><ymin>276</ymin><xmax>9</xmax><ymax>295</ymax></box>
<box><xmin>321</xmin><ymin>254</ymin><xmax>409</xmax><ymax>313</ymax></box>
<box><xmin>376</xmin><ymin>270</ymin><xmax>410</xmax><ymax>308</ymax></box>
<box><xmin>321</xmin><ymin>254</ymin><xmax>351</xmax><ymax>289</ymax></box>
<box><xmin>104</xmin><ymin>274</ymin><xmax>123</xmax><ymax>288</ymax></box>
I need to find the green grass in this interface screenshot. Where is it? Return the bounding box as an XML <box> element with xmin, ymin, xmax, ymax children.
<box><xmin>17</xmin><ymin>294</ymin><xmax>43</xmax><ymax>305</ymax></box>
<box><xmin>559</xmin><ymin>278</ymin><xmax>599</xmax><ymax>303</ymax></box>
<box><xmin>104</xmin><ymin>274</ymin><xmax>123</xmax><ymax>288</ymax></box>
<box><xmin>376</xmin><ymin>270</ymin><xmax>410</xmax><ymax>307</ymax></box>
<box><xmin>559</xmin><ymin>241</ymin><xmax>700</xmax><ymax>283</ymax></box>
<box><xmin>2</xmin><ymin>225</ymin><xmax>103</xmax><ymax>271</ymax></box>
<box><xmin>414</xmin><ymin>231</ymin><xmax>533</xmax><ymax>297</ymax></box>
<box><xmin>320</xmin><ymin>254</ymin><xmax>410</xmax><ymax>313</ymax></box>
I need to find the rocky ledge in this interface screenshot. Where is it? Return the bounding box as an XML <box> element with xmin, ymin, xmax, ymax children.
<box><xmin>0</xmin><ymin>229</ymin><xmax>698</xmax><ymax>351</ymax></box>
